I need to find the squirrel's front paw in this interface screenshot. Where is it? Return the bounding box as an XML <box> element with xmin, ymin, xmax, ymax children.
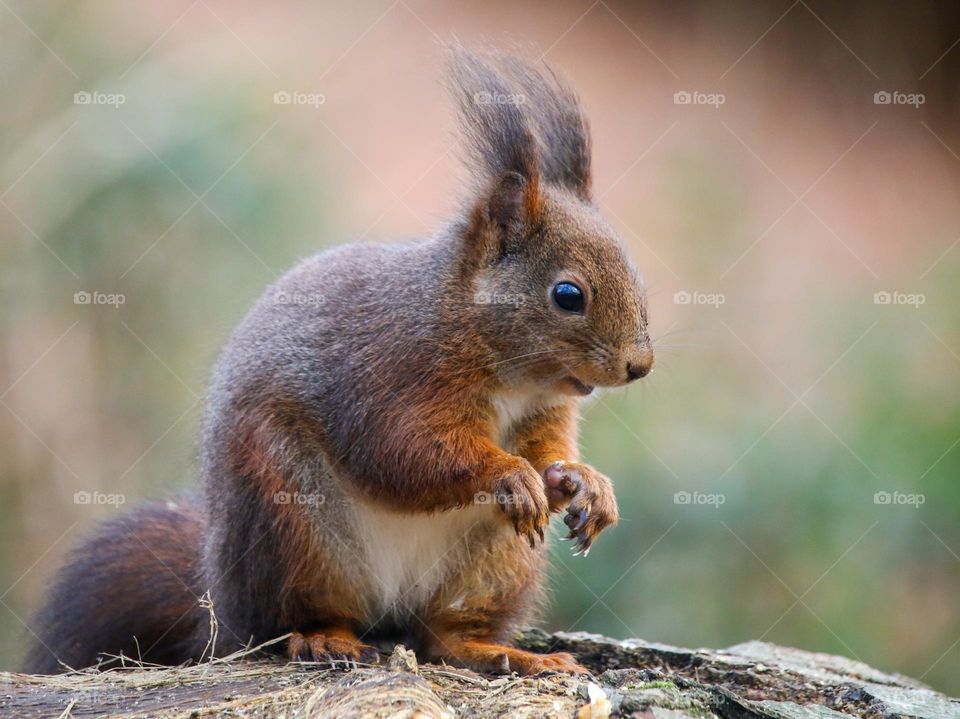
<box><xmin>490</xmin><ymin>459</ymin><xmax>550</xmax><ymax>548</ymax></box>
<box><xmin>545</xmin><ymin>461</ymin><xmax>619</xmax><ymax>555</ymax></box>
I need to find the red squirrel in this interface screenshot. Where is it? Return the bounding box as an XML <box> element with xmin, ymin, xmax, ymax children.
<box><xmin>24</xmin><ymin>47</ymin><xmax>653</xmax><ymax>676</ymax></box>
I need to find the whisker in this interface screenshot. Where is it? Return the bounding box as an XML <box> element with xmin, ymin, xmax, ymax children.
<box><xmin>469</xmin><ymin>347</ymin><xmax>578</xmax><ymax>373</ymax></box>
<box><xmin>651</xmin><ymin>329</ymin><xmax>700</xmax><ymax>342</ymax></box>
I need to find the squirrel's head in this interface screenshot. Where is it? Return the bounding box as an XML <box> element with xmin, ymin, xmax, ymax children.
<box><xmin>447</xmin><ymin>48</ymin><xmax>653</xmax><ymax>396</ymax></box>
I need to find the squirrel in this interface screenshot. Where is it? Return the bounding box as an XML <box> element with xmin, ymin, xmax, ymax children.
<box><xmin>23</xmin><ymin>47</ymin><xmax>653</xmax><ymax>676</ymax></box>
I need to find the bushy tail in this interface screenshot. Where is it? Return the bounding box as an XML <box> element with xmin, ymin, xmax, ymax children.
<box><xmin>22</xmin><ymin>499</ymin><xmax>209</xmax><ymax>674</ymax></box>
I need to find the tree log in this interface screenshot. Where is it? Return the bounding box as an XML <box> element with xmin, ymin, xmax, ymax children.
<box><xmin>2</xmin><ymin>630</ymin><xmax>957</xmax><ymax>718</ymax></box>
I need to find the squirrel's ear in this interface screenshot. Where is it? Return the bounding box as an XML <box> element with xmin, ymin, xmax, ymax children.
<box><xmin>488</xmin><ymin>170</ymin><xmax>541</xmax><ymax>233</ymax></box>
<box><xmin>460</xmin><ymin>170</ymin><xmax>541</xmax><ymax>271</ymax></box>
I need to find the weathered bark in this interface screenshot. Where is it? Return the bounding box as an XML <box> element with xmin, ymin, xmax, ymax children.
<box><xmin>2</xmin><ymin>630</ymin><xmax>957</xmax><ymax>718</ymax></box>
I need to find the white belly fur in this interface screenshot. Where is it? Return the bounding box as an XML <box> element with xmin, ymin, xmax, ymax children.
<box><xmin>351</xmin><ymin>500</ymin><xmax>499</xmax><ymax>619</ymax></box>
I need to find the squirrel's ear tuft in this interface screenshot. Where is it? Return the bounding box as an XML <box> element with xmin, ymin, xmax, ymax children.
<box><xmin>500</xmin><ymin>57</ymin><xmax>592</xmax><ymax>200</ymax></box>
<box><xmin>445</xmin><ymin>46</ymin><xmax>541</xmax><ymax>194</ymax></box>
<box><xmin>445</xmin><ymin>44</ymin><xmax>591</xmax><ymax>203</ymax></box>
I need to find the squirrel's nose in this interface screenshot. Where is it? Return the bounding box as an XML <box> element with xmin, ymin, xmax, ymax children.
<box><xmin>625</xmin><ymin>346</ymin><xmax>655</xmax><ymax>383</ymax></box>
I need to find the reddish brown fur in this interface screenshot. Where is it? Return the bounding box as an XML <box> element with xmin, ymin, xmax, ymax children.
<box><xmin>226</xmin><ymin>400</ymin><xmax>367</xmax><ymax>627</ymax></box>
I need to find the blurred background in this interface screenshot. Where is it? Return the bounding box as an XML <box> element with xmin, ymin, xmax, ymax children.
<box><xmin>1</xmin><ymin>0</ymin><xmax>958</xmax><ymax>693</ymax></box>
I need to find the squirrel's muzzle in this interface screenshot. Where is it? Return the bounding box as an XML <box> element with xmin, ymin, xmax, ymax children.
<box><xmin>624</xmin><ymin>345</ymin><xmax>655</xmax><ymax>383</ymax></box>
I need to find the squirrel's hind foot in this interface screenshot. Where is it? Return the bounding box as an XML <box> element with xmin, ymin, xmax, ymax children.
<box><xmin>434</xmin><ymin>638</ymin><xmax>589</xmax><ymax>676</ymax></box>
<box><xmin>288</xmin><ymin>628</ymin><xmax>379</xmax><ymax>667</ymax></box>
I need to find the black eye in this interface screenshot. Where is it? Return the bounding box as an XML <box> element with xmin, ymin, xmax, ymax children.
<box><xmin>552</xmin><ymin>282</ymin><xmax>585</xmax><ymax>313</ymax></box>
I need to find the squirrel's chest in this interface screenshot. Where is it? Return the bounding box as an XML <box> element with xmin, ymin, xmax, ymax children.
<box><xmin>490</xmin><ymin>388</ymin><xmax>562</xmax><ymax>449</ymax></box>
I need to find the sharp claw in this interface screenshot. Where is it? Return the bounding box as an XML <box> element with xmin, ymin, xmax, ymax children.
<box><xmin>537</xmin><ymin>527</ymin><xmax>545</xmax><ymax>543</ymax></box>
<box><xmin>528</xmin><ymin>532</ymin><xmax>536</xmax><ymax>549</ymax></box>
